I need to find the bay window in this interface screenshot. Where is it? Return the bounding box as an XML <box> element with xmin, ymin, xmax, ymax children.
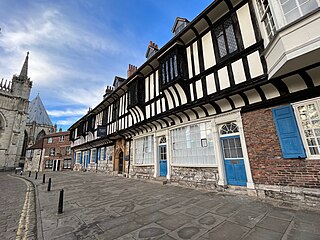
<box><xmin>171</xmin><ymin>122</ymin><xmax>216</xmax><ymax>166</ymax></box>
<box><xmin>135</xmin><ymin>135</ymin><xmax>154</xmax><ymax>165</ymax></box>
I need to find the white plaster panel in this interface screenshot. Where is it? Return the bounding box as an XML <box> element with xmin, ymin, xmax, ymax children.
<box><xmin>202</xmin><ymin>32</ymin><xmax>216</xmax><ymax>70</ymax></box>
<box><xmin>151</xmin><ymin>102</ymin><xmax>155</xmax><ymax>117</ymax></box>
<box><xmin>196</xmin><ymin>80</ymin><xmax>203</xmax><ymax>99</ymax></box>
<box><xmin>282</xmin><ymin>75</ymin><xmax>307</xmax><ymax>93</ymax></box>
<box><xmin>164</xmin><ymin>90</ymin><xmax>174</xmax><ymax>109</ymax></box>
<box><xmin>169</xmin><ymin>86</ymin><xmax>179</xmax><ymax>107</ymax></box>
<box><xmin>156</xmin><ymin>100</ymin><xmax>161</xmax><ymax>114</ymax></box>
<box><xmin>136</xmin><ymin>106</ymin><xmax>144</xmax><ymax>121</ymax></box>
<box><xmin>215</xmin><ymin>99</ymin><xmax>232</xmax><ymax>112</ymax></box>
<box><xmin>175</xmin><ymin>84</ymin><xmax>187</xmax><ymax>105</ymax></box>
<box><xmin>161</xmin><ymin>98</ymin><xmax>166</xmax><ymax>112</ymax></box>
<box><xmin>193</xmin><ymin>41</ymin><xmax>200</xmax><ymax>75</ymax></box>
<box><xmin>229</xmin><ymin>94</ymin><xmax>245</xmax><ymax>108</ymax></box>
<box><xmin>237</xmin><ymin>3</ymin><xmax>256</xmax><ymax>48</ymax></box>
<box><xmin>244</xmin><ymin>89</ymin><xmax>262</xmax><ymax>104</ymax></box>
<box><xmin>248</xmin><ymin>51</ymin><xmax>264</xmax><ymax>78</ymax></box>
<box><xmin>190</xmin><ymin>84</ymin><xmax>194</xmax><ymax>101</ymax></box>
<box><xmin>145</xmin><ymin>76</ymin><xmax>149</xmax><ymax>102</ymax></box>
<box><xmin>184</xmin><ymin>110</ymin><xmax>196</xmax><ymax>120</ymax></box>
<box><xmin>218</xmin><ymin>67</ymin><xmax>230</xmax><ymax>90</ymax></box>
<box><xmin>206</xmin><ymin>73</ymin><xmax>216</xmax><ymax>95</ymax></box>
<box><xmin>232</xmin><ymin>59</ymin><xmax>246</xmax><ymax>84</ymax></box>
<box><xmin>307</xmin><ymin>66</ymin><xmax>320</xmax><ymax>86</ymax></box>
<box><xmin>203</xmin><ymin>103</ymin><xmax>216</xmax><ymax>115</ymax></box>
<box><xmin>146</xmin><ymin>105</ymin><xmax>150</xmax><ymax>119</ymax></box>
<box><xmin>155</xmin><ymin>70</ymin><xmax>159</xmax><ymax>96</ymax></box>
<box><xmin>193</xmin><ymin>107</ymin><xmax>206</xmax><ymax>118</ymax></box>
<box><xmin>260</xmin><ymin>84</ymin><xmax>280</xmax><ymax>100</ymax></box>
<box><xmin>150</xmin><ymin>74</ymin><xmax>154</xmax><ymax>99</ymax></box>
<box><xmin>186</xmin><ymin>46</ymin><xmax>193</xmax><ymax>78</ymax></box>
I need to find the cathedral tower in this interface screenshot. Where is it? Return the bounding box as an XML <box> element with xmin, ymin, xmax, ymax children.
<box><xmin>0</xmin><ymin>52</ymin><xmax>32</xmax><ymax>170</ymax></box>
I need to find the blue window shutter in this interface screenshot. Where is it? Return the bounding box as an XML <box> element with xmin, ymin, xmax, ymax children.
<box><xmin>272</xmin><ymin>105</ymin><xmax>306</xmax><ymax>159</ymax></box>
<box><xmin>88</xmin><ymin>150</ymin><xmax>91</xmax><ymax>162</ymax></box>
<box><xmin>80</xmin><ymin>152</ymin><xmax>83</xmax><ymax>164</ymax></box>
<box><xmin>104</xmin><ymin>147</ymin><xmax>106</xmax><ymax>160</ymax></box>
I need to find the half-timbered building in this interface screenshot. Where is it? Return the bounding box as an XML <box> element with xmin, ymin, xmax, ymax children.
<box><xmin>69</xmin><ymin>0</ymin><xmax>320</xmax><ymax>204</ymax></box>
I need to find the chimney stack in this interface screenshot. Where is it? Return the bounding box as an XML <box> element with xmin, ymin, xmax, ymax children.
<box><xmin>146</xmin><ymin>41</ymin><xmax>159</xmax><ymax>59</ymax></box>
<box><xmin>127</xmin><ymin>64</ymin><xmax>138</xmax><ymax>78</ymax></box>
<box><xmin>103</xmin><ymin>85</ymin><xmax>114</xmax><ymax>99</ymax></box>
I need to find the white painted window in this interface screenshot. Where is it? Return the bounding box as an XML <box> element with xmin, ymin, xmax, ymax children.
<box><xmin>59</xmin><ymin>135</ymin><xmax>65</xmax><ymax>142</ymax></box>
<box><xmin>106</xmin><ymin>146</ymin><xmax>114</xmax><ymax>163</ymax></box>
<box><xmin>280</xmin><ymin>0</ymin><xmax>319</xmax><ymax>24</ymax></box>
<box><xmin>135</xmin><ymin>135</ymin><xmax>154</xmax><ymax>164</ymax></box>
<box><xmin>91</xmin><ymin>149</ymin><xmax>96</xmax><ymax>163</ymax></box>
<box><xmin>171</xmin><ymin>122</ymin><xmax>216</xmax><ymax>166</ymax></box>
<box><xmin>256</xmin><ymin>0</ymin><xmax>276</xmax><ymax>40</ymax></box>
<box><xmin>49</xmin><ymin>148</ymin><xmax>55</xmax><ymax>156</ymax></box>
<box><xmin>293</xmin><ymin>97</ymin><xmax>320</xmax><ymax>158</ymax></box>
<box><xmin>76</xmin><ymin>152</ymin><xmax>81</xmax><ymax>163</ymax></box>
<box><xmin>48</xmin><ymin>137</ymin><xmax>52</xmax><ymax>143</ymax></box>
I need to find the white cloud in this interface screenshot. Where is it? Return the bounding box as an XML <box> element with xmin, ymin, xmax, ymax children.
<box><xmin>47</xmin><ymin>108</ymin><xmax>88</xmax><ymax>117</ymax></box>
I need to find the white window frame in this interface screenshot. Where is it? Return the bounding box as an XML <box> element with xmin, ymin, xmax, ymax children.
<box><xmin>59</xmin><ymin>136</ymin><xmax>65</xmax><ymax>142</ymax></box>
<box><xmin>48</xmin><ymin>137</ymin><xmax>52</xmax><ymax>143</ymax></box>
<box><xmin>256</xmin><ymin>0</ymin><xmax>277</xmax><ymax>40</ymax></box>
<box><xmin>279</xmin><ymin>0</ymin><xmax>320</xmax><ymax>24</ymax></box>
<box><xmin>170</xmin><ymin>120</ymin><xmax>217</xmax><ymax>167</ymax></box>
<box><xmin>293</xmin><ymin>96</ymin><xmax>320</xmax><ymax>159</ymax></box>
<box><xmin>134</xmin><ymin>134</ymin><xmax>154</xmax><ymax>166</ymax></box>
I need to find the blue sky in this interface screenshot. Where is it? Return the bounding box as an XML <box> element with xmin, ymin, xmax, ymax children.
<box><xmin>0</xmin><ymin>0</ymin><xmax>213</xmax><ymax>130</ymax></box>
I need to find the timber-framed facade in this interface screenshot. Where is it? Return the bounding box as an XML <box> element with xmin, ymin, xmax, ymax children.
<box><xmin>69</xmin><ymin>0</ymin><xmax>320</xmax><ymax>205</ymax></box>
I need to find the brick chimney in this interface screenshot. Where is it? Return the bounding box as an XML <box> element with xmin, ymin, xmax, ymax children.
<box><xmin>103</xmin><ymin>85</ymin><xmax>114</xmax><ymax>99</ymax></box>
<box><xmin>146</xmin><ymin>41</ymin><xmax>159</xmax><ymax>59</ymax></box>
<box><xmin>127</xmin><ymin>64</ymin><xmax>138</xmax><ymax>78</ymax></box>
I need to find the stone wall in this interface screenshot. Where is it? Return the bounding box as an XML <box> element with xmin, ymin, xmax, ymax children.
<box><xmin>171</xmin><ymin>167</ymin><xmax>219</xmax><ymax>190</ymax></box>
<box><xmin>131</xmin><ymin>165</ymin><xmax>155</xmax><ymax>179</ymax></box>
<box><xmin>242</xmin><ymin>107</ymin><xmax>320</xmax><ymax>205</ymax></box>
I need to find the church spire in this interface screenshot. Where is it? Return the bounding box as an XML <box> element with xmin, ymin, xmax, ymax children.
<box><xmin>19</xmin><ymin>51</ymin><xmax>29</xmax><ymax>78</ymax></box>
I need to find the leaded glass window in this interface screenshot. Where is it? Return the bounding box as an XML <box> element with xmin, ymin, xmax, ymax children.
<box><xmin>171</xmin><ymin>122</ymin><xmax>215</xmax><ymax>165</ymax></box>
<box><xmin>135</xmin><ymin>135</ymin><xmax>154</xmax><ymax>164</ymax></box>
<box><xmin>296</xmin><ymin>101</ymin><xmax>320</xmax><ymax>156</ymax></box>
<box><xmin>214</xmin><ymin>17</ymin><xmax>238</xmax><ymax>58</ymax></box>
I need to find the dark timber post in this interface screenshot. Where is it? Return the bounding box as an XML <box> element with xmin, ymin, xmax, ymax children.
<box><xmin>47</xmin><ymin>178</ymin><xmax>52</xmax><ymax>191</ymax></box>
<box><xmin>28</xmin><ymin>171</ymin><xmax>31</xmax><ymax>177</ymax></box>
<box><xmin>35</xmin><ymin>172</ymin><xmax>38</xmax><ymax>179</ymax></box>
<box><xmin>42</xmin><ymin>174</ymin><xmax>46</xmax><ymax>184</ymax></box>
<box><xmin>58</xmin><ymin>189</ymin><xmax>64</xmax><ymax>214</ymax></box>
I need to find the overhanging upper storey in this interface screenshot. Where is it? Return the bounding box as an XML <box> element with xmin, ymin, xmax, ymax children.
<box><xmin>158</xmin><ymin>45</ymin><xmax>189</xmax><ymax>90</ymax></box>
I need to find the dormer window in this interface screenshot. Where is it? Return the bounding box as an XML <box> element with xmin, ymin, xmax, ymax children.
<box><xmin>159</xmin><ymin>46</ymin><xmax>188</xmax><ymax>89</ymax></box>
<box><xmin>172</xmin><ymin>17</ymin><xmax>190</xmax><ymax>36</ymax></box>
<box><xmin>128</xmin><ymin>78</ymin><xmax>144</xmax><ymax>108</ymax></box>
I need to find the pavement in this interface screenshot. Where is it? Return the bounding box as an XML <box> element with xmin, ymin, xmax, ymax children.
<box><xmin>12</xmin><ymin>171</ymin><xmax>320</xmax><ymax>240</ymax></box>
<box><xmin>0</xmin><ymin>172</ymin><xmax>37</xmax><ymax>240</ymax></box>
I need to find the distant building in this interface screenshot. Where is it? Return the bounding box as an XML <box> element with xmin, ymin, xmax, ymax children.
<box><xmin>22</xmin><ymin>94</ymin><xmax>55</xmax><ymax>156</ymax></box>
<box><xmin>0</xmin><ymin>53</ymin><xmax>32</xmax><ymax>170</ymax></box>
<box><xmin>41</xmin><ymin>130</ymin><xmax>72</xmax><ymax>171</ymax></box>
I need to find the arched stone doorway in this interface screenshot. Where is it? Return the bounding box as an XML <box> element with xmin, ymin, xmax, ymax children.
<box><xmin>118</xmin><ymin>151</ymin><xmax>123</xmax><ymax>174</ymax></box>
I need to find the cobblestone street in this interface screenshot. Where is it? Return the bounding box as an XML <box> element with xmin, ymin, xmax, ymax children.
<box><xmin>11</xmin><ymin>171</ymin><xmax>319</xmax><ymax>240</ymax></box>
<box><xmin>0</xmin><ymin>172</ymin><xmax>37</xmax><ymax>240</ymax></box>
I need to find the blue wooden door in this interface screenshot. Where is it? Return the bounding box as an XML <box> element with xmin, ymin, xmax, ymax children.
<box><xmin>159</xmin><ymin>145</ymin><xmax>167</xmax><ymax>177</ymax></box>
<box><xmin>221</xmin><ymin>136</ymin><xmax>247</xmax><ymax>186</ymax></box>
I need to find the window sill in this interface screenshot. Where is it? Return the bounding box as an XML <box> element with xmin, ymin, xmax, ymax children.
<box><xmin>133</xmin><ymin>164</ymin><xmax>154</xmax><ymax>167</ymax></box>
<box><xmin>171</xmin><ymin>164</ymin><xmax>218</xmax><ymax>168</ymax></box>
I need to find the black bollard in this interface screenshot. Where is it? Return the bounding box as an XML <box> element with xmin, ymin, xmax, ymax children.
<box><xmin>35</xmin><ymin>172</ymin><xmax>38</xmax><ymax>179</ymax></box>
<box><xmin>58</xmin><ymin>189</ymin><xmax>64</xmax><ymax>214</ymax></box>
<box><xmin>42</xmin><ymin>174</ymin><xmax>46</xmax><ymax>184</ymax></box>
<box><xmin>47</xmin><ymin>178</ymin><xmax>52</xmax><ymax>191</ymax></box>
<box><xmin>28</xmin><ymin>171</ymin><xmax>31</xmax><ymax>177</ymax></box>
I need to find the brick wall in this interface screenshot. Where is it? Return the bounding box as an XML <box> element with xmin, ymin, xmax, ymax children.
<box><xmin>242</xmin><ymin>107</ymin><xmax>320</xmax><ymax>188</ymax></box>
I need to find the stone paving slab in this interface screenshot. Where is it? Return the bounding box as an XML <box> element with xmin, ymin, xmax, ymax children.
<box><xmin>16</xmin><ymin>171</ymin><xmax>320</xmax><ymax>240</ymax></box>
